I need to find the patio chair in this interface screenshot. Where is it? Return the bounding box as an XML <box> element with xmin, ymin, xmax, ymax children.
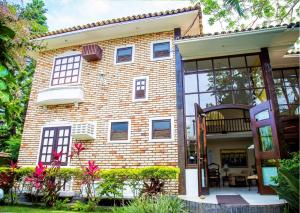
<box><xmin>208</xmin><ymin>163</ymin><xmax>221</xmax><ymax>187</ymax></box>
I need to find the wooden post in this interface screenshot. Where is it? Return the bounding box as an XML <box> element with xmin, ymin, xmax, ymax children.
<box><xmin>260</xmin><ymin>47</ymin><xmax>286</xmax><ymax>158</ymax></box>
<box><xmin>174</xmin><ymin>27</ymin><xmax>186</xmax><ymax>194</ymax></box>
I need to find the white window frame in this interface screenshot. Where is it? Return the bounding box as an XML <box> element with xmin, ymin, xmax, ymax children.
<box><xmin>149</xmin><ymin>117</ymin><xmax>174</xmax><ymax>142</ymax></box>
<box><xmin>114</xmin><ymin>45</ymin><xmax>135</xmax><ymax>65</ymax></box>
<box><xmin>150</xmin><ymin>39</ymin><xmax>172</xmax><ymax>61</ymax></box>
<box><xmin>132</xmin><ymin>76</ymin><xmax>149</xmax><ymax>102</ymax></box>
<box><xmin>36</xmin><ymin>121</ymin><xmax>73</xmax><ymax>167</ymax></box>
<box><xmin>49</xmin><ymin>51</ymin><xmax>83</xmax><ymax>88</ymax></box>
<box><xmin>108</xmin><ymin>119</ymin><xmax>131</xmax><ymax>143</ymax></box>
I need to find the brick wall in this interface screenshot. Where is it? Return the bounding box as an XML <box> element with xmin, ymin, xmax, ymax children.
<box><xmin>19</xmin><ymin>31</ymin><xmax>179</xmax><ymax>193</ymax></box>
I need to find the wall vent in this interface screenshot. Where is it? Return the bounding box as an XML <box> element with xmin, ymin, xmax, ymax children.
<box><xmin>72</xmin><ymin>122</ymin><xmax>96</xmax><ymax>140</ymax></box>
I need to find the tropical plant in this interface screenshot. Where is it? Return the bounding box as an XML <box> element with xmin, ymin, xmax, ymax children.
<box><xmin>272</xmin><ymin>153</ymin><xmax>299</xmax><ymax>213</ymax></box>
<box><xmin>0</xmin><ymin>161</ymin><xmax>19</xmax><ymax>204</ymax></box>
<box><xmin>191</xmin><ymin>0</ymin><xmax>300</xmax><ymax>30</ymax></box>
<box><xmin>113</xmin><ymin>195</ymin><xmax>187</xmax><ymax>213</ymax></box>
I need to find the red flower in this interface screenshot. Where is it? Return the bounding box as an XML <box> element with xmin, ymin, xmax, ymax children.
<box><xmin>85</xmin><ymin>160</ymin><xmax>99</xmax><ymax>177</ymax></box>
<box><xmin>10</xmin><ymin>161</ymin><xmax>19</xmax><ymax>171</ymax></box>
<box><xmin>74</xmin><ymin>143</ymin><xmax>85</xmax><ymax>156</ymax></box>
<box><xmin>34</xmin><ymin>162</ymin><xmax>47</xmax><ymax>178</ymax></box>
<box><xmin>52</xmin><ymin>150</ymin><xmax>62</xmax><ymax>161</ymax></box>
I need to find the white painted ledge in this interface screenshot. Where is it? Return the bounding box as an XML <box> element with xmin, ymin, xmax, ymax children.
<box><xmin>37</xmin><ymin>85</ymin><xmax>84</xmax><ymax>106</ymax></box>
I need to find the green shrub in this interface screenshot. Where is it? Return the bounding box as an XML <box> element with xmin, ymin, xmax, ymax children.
<box><xmin>4</xmin><ymin>136</ymin><xmax>21</xmax><ymax>162</ymax></box>
<box><xmin>113</xmin><ymin>195</ymin><xmax>187</xmax><ymax>213</ymax></box>
<box><xmin>272</xmin><ymin>153</ymin><xmax>299</xmax><ymax>213</ymax></box>
<box><xmin>53</xmin><ymin>198</ymin><xmax>70</xmax><ymax>210</ymax></box>
<box><xmin>71</xmin><ymin>200</ymin><xmax>97</xmax><ymax>212</ymax></box>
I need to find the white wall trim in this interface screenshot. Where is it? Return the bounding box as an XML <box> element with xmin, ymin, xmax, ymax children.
<box><xmin>132</xmin><ymin>76</ymin><xmax>149</xmax><ymax>102</ymax></box>
<box><xmin>107</xmin><ymin>119</ymin><xmax>131</xmax><ymax>143</ymax></box>
<box><xmin>114</xmin><ymin>44</ymin><xmax>135</xmax><ymax>65</ymax></box>
<box><xmin>49</xmin><ymin>51</ymin><xmax>83</xmax><ymax>88</ymax></box>
<box><xmin>150</xmin><ymin>39</ymin><xmax>172</xmax><ymax>61</ymax></box>
<box><xmin>149</xmin><ymin>116</ymin><xmax>174</xmax><ymax>142</ymax></box>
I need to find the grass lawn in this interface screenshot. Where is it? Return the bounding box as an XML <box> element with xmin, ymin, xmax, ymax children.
<box><xmin>0</xmin><ymin>205</ymin><xmax>113</xmax><ymax>213</ymax></box>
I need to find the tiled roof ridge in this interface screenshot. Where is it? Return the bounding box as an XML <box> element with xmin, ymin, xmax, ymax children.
<box><xmin>177</xmin><ymin>22</ymin><xmax>300</xmax><ymax>40</ymax></box>
<box><xmin>34</xmin><ymin>4</ymin><xmax>201</xmax><ymax>39</ymax></box>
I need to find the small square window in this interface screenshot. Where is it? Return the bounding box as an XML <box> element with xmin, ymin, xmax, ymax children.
<box><xmin>150</xmin><ymin>118</ymin><xmax>173</xmax><ymax>141</ymax></box>
<box><xmin>152</xmin><ymin>41</ymin><xmax>171</xmax><ymax>60</ymax></box>
<box><xmin>115</xmin><ymin>46</ymin><xmax>133</xmax><ymax>64</ymax></box>
<box><xmin>110</xmin><ymin>121</ymin><xmax>130</xmax><ymax>142</ymax></box>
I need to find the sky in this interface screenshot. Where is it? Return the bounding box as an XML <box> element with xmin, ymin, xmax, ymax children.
<box><xmin>15</xmin><ymin>0</ymin><xmax>216</xmax><ymax>33</ymax></box>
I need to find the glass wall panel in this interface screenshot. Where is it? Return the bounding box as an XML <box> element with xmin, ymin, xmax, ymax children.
<box><xmin>215</xmin><ymin>70</ymin><xmax>232</xmax><ymax>90</ymax></box>
<box><xmin>233</xmin><ymin>90</ymin><xmax>252</xmax><ymax>105</ymax></box>
<box><xmin>230</xmin><ymin>57</ymin><xmax>246</xmax><ymax>68</ymax></box>
<box><xmin>186</xmin><ymin>140</ymin><xmax>197</xmax><ymax>164</ymax></box>
<box><xmin>216</xmin><ymin>91</ymin><xmax>233</xmax><ymax>105</ymax></box>
<box><xmin>185</xmin><ymin>94</ymin><xmax>198</xmax><ymax>115</ymax></box>
<box><xmin>198</xmin><ymin>60</ymin><xmax>213</xmax><ymax>71</ymax></box>
<box><xmin>247</xmin><ymin>55</ymin><xmax>261</xmax><ymax>66</ymax></box>
<box><xmin>184</xmin><ymin>61</ymin><xmax>197</xmax><ymax>72</ymax></box>
<box><xmin>250</xmin><ymin>67</ymin><xmax>265</xmax><ymax>88</ymax></box>
<box><xmin>198</xmin><ymin>72</ymin><xmax>214</xmax><ymax>92</ymax></box>
<box><xmin>200</xmin><ymin>93</ymin><xmax>216</xmax><ymax>108</ymax></box>
<box><xmin>232</xmin><ymin>68</ymin><xmax>250</xmax><ymax>89</ymax></box>
<box><xmin>186</xmin><ymin>117</ymin><xmax>196</xmax><ymax>140</ymax></box>
<box><xmin>184</xmin><ymin>74</ymin><xmax>198</xmax><ymax>93</ymax></box>
<box><xmin>214</xmin><ymin>58</ymin><xmax>229</xmax><ymax>70</ymax></box>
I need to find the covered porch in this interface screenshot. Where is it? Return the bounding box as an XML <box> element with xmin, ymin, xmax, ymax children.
<box><xmin>175</xmin><ymin>22</ymin><xmax>299</xmax><ymax>198</ymax></box>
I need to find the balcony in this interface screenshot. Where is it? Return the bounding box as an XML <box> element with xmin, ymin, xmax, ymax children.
<box><xmin>37</xmin><ymin>85</ymin><xmax>84</xmax><ymax>106</ymax></box>
<box><xmin>206</xmin><ymin>118</ymin><xmax>251</xmax><ymax>134</ymax></box>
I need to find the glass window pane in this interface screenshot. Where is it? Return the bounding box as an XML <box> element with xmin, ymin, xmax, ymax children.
<box><xmin>186</xmin><ymin>117</ymin><xmax>196</xmax><ymax>140</ymax></box>
<box><xmin>283</xmin><ymin>69</ymin><xmax>298</xmax><ymax>87</ymax></box>
<box><xmin>152</xmin><ymin>119</ymin><xmax>171</xmax><ymax>139</ymax></box>
<box><xmin>272</xmin><ymin>70</ymin><xmax>283</xmax><ymax>85</ymax></box>
<box><xmin>184</xmin><ymin>61</ymin><xmax>197</xmax><ymax>73</ymax></box>
<box><xmin>198</xmin><ymin>72</ymin><xmax>214</xmax><ymax>92</ymax></box>
<box><xmin>233</xmin><ymin>90</ymin><xmax>252</xmax><ymax>105</ymax></box>
<box><xmin>232</xmin><ymin>68</ymin><xmax>250</xmax><ymax>90</ymax></box>
<box><xmin>215</xmin><ymin>70</ymin><xmax>232</xmax><ymax>90</ymax></box>
<box><xmin>216</xmin><ymin>91</ymin><xmax>233</xmax><ymax>105</ymax></box>
<box><xmin>258</xmin><ymin>126</ymin><xmax>273</xmax><ymax>152</ymax></box>
<box><xmin>261</xmin><ymin>159</ymin><xmax>278</xmax><ymax>186</ymax></box>
<box><xmin>111</xmin><ymin>122</ymin><xmax>128</xmax><ymax>140</ymax></box>
<box><xmin>286</xmin><ymin>87</ymin><xmax>299</xmax><ymax>104</ymax></box>
<box><xmin>250</xmin><ymin>67</ymin><xmax>264</xmax><ymax>88</ymax></box>
<box><xmin>230</xmin><ymin>57</ymin><xmax>246</xmax><ymax>68</ymax></box>
<box><xmin>247</xmin><ymin>55</ymin><xmax>261</xmax><ymax>66</ymax></box>
<box><xmin>185</xmin><ymin>94</ymin><xmax>198</xmax><ymax>115</ymax></box>
<box><xmin>200</xmin><ymin>92</ymin><xmax>216</xmax><ymax>108</ymax></box>
<box><xmin>153</xmin><ymin>42</ymin><xmax>170</xmax><ymax>58</ymax></box>
<box><xmin>184</xmin><ymin>74</ymin><xmax>198</xmax><ymax>93</ymax></box>
<box><xmin>197</xmin><ymin>60</ymin><xmax>213</xmax><ymax>71</ymax></box>
<box><xmin>186</xmin><ymin>140</ymin><xmax>197</xmax><ymax>164</ymax></box>
<box><xmin>253</xmin><ymin>88</ymin><xmax>267</xmax><ymax>105</ymax></box>
<box><xmin>255</xmin><ymin>110</ymin><xmax>269</xmax><ymax>121</ymax></box>
<box><xmin>275</xmin><ymin>86</ymin><xmax>288</xmax><ymax>105</ymax></box>
<box><xmin>117</xmin><ymin>47</ymin><xmax>132</xmax><ymax>63</ymax></box>
<box><xmin>214</xmin><ymin>58</ymin><xmax>229</xmax><ymax>70</ymax></box>
<box><xmin>279</xmin><ymin>105</ymin><xmax>290</xmax><ymax>116</ymax></box>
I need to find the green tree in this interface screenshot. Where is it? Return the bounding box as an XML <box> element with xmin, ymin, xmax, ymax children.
<box><xmin>0</xmin><ymin>0</ymin><xmax>47</xmax><ymax>160</ymax></box>
<box><xmin>192</xmin><ymin>0</ymin><xmax>300</xmax><ymax>30</ymax></box>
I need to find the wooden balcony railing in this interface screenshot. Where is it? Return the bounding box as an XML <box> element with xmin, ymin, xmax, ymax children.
<box><xmin>206</xmin><ymin>118</ymin><xmax>251</xmax><ymax>134</ymax></box>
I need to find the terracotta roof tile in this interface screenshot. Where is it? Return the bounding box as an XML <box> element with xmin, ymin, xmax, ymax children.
<box><xmin>34</xmin><ymin>4</ymin><xmax>200</xmax><ymax>39</ymax></box>
<box><xmin>177</xmin><ymin>22</ymin><xmax>299</xmax><ymax>40</ymax></box>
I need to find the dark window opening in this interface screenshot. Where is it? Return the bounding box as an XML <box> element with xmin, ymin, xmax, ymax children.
<box><xmin>39</xmin><ymin>126</ymin><xmax>71</xmax><ymax>166</ymax></box>
<box><xmin>152</xmin><ymin>119</ymin><xmax>171</xmax><ymax>139</ymax></box>
<box><xmin>110</xmin><ymin>122</ymin><xmax>129</xmax><ymax>141</ymax></box>
<box><xmin>51</xmin><ymin>54</ymin><xmax>81</xmax><ymax>86</ymax></box>
<box><xmin>116</xmin><ymin>47</ymin><xmax>133</xmax><ymax>63</ymax></box>
<box><xmin>153</xmin><ymin>42</ymin><xmax>170</xmax><ymax>59</ymax></box>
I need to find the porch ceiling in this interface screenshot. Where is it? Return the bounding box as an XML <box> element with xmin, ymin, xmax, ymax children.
<box><xmin>175</xmin><ymin>25</ymin><xmax>299</xmax><ymax>68</ymax></box>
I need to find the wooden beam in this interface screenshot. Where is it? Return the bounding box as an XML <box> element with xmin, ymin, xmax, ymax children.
<box><xmin>174</xmin><ymin>27</ymin><xmax>186</xmax><ymax>195</ymax></box>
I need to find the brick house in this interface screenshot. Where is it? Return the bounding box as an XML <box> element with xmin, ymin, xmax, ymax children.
<box><xmin>19</xmin><ymin>4</ymin><xmax>299</xmax><ymax>198</ymax></box>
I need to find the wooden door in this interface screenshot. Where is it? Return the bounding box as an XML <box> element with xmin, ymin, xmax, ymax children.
<box><xmin>250</xmin><ymin>100</ymin><xmax>280</xmax><ymax>194</ymax></box>
<box><xmin>194</xmin><ymin>103</ymin><xmax>209</xmax><ymax>195</ymax></box>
